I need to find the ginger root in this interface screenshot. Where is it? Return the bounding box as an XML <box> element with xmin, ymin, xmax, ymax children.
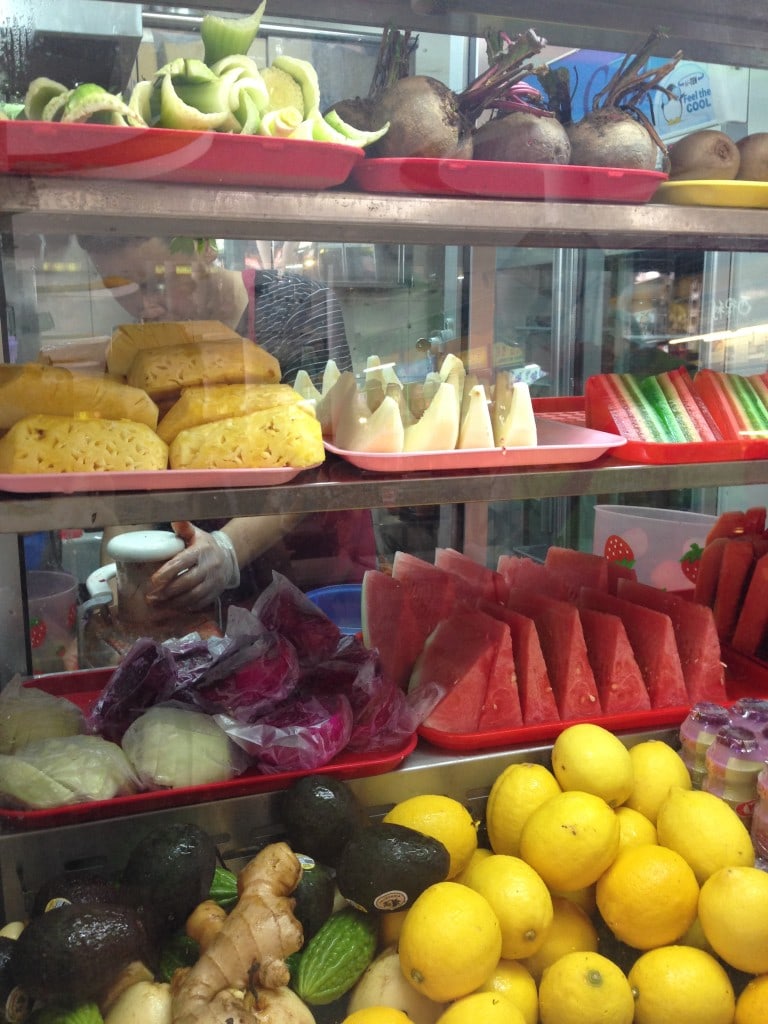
<box><xmin>171</xmin><ymin>842</ymin><xmax>303</xmax><ymax>1024</ymax></box>
<box><xmin>186</xmin><ymin>900</ymin><xmax>228</xmax><ymax>953</ymax></box>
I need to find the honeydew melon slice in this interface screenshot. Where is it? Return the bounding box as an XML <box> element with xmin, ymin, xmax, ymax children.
<box><xmin>403</xmin><ymin>381</ymin><xmax>459</xmax><ymax>452</ymax></box>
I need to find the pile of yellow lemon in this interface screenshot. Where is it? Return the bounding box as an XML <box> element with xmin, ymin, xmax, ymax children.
<box><xmin>341</xmin><ymin>721</ymin><xmax>768</xmax><ymax>1024</ymax></box>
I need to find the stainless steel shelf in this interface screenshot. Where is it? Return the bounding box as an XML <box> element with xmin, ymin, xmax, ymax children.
<box><xmin>104</xmin><ymin>0</ymin><xmax>768</xmax><ymax>72</ymax></box>
<box><xmin>6</xmin><ymin>177</ymin><xmax>768</xmax><ymax>252</ymax></box>
<box><xmin>2</xmin><ymin>455</ymin><xmax>767</xmax><ymax>534</ymax></box>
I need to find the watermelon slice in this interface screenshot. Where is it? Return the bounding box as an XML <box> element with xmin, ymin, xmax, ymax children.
<box><xmin>361</xmin><ymin>570</ymin><xmax>424</xmax><ymax>690</ymax></box>
<box><xmin>694</xmin><ymin>536</ymin><xmax>729</xmax><ymax>608</ymax></box>
<box><xmin>409</xmin><ymin>610</ymin><xmax>512</xmax><ymax>733</ymax></box>
<box><xmin>544</xmin><ymin>546</ymin><xmax>611</xmax><ymax>598</ymax></box>
<box><xmin>731</xmin><ymin>552</ymin><xmax>768</xmax><ymax>658</ymax></box>
<box><xmin>577</xmin><ymin>606</ymin><xmax>650</xmax><ymax>714</ymax></box>
<box><xmin>577</xmin><ymin>587</ymin><xmax>688</xmax><ymax>708</ymax></box>
<box><xmin>481</xmin><ymin>601</ymin><xmax>559</xmax><ymax>725</ymax></box>
<box><xmin>478</xmin><ymin>619</ymin><xmax>523</xmax><ymax>730</ymax></box>
<box><xmin>435</xmin><ymin>547</ymin><xmax>509</xmax><ymax>604</ymax></box>
<box><xmin>607</xmin><ymin>561</ymin><xmax>637</xmax><ymax>595</ymax></box>
<box><xmin>712</xmin><ymin>538</ymin><xmax>762</xmax><ymax>642</ymax></box>
<box><xmin>616</xmin><ymin>578</ymin><xmax>727</xmax><ymax>704</ymax></box>
<box><xmin>393</xmin><ymin>550</ymin><xmax>477</xmax><ymax>610</ymax></box>
<box><xmin>497</xmin><ymin>555</ymin><xmax>572</xmax><ymax>601</ymax></box>
<box><xmin>505</xmin><ymin>589</ymin><xmax>602</xmax><ymax>720</ymax></box>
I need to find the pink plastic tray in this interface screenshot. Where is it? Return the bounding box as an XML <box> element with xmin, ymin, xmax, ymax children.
<box><xmin>419</xmin><ymin>644</ymin><xmax>768</xmax><ymax>753</ymax></box>
<box><xmin>2</xmin><ymin>669</ymin><xmax>417</xmax><ymax>828</ymax></box>
<box><xmin>0</xmin><ymin>120</ymin><xmax>364</xmax><ymax>188</ymax></box>
<box><xmin>324</xmin><ymin>417</ymin><xmax>625</xmax><ymax>472</ymax></box>
<box><xmin>0</xmin><ymin>463</ymin><xmax>322</xmax><ymax>495</ymax></box>
<box><xmin>350</xmin><ymin>157</ymin><xmax>667</xmax><ymax>203</ymax></box>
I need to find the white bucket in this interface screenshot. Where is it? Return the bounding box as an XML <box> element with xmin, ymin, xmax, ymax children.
<box><xmin>593</xmin><ymin>505</ymin><xmax>717</xmax><ymax>591</ymax></box>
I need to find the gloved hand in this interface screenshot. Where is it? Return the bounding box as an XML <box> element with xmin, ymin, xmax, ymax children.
<box><xmin>145</xmin><ymin>520</ymin><xmax>240</xmax><ymax>611</ymax></box>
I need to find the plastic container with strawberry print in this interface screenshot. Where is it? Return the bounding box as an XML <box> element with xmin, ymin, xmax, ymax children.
<box><xmin>593</xmin><ymin>505</ymin><xmax>716</xmax><ymax>592</ymax></box>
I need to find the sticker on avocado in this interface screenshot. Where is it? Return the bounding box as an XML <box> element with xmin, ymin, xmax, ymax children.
<box><xmin>373</xmin><ymin>889</ymin><xmax>409</xmax><ymax>911</ymax></box>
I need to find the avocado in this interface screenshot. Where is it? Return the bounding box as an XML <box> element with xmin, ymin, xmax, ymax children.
<box><xmin>336</xmin><ymin>821</ymin><xmax>450</xmax><ymax>913</ymax></box>
<box><xmin>13</xmin><ymin>903</ymin><xmax>150</xmax><ymax>1006</ymax></box>
<box><xmin>280</xmin><ymin>775</ymin><xmax>370</xmax><ymax>867</ymax></box>
<box><xmin>120</xmin><ymin>822</ymin><xmax>218</xmax><ymax>939</ymax></box>
<box><xmin>32</xmin><ymin>870</ymin><xmax>124</xmax><ymax>916</ymax></box>
<box><xmin>0</xmin><ymin>936</ymin><xmax>21</xmax><ymax>1011</ymax></box>
<box><xmin>292</xmin><ymin>856</ymin><xmax>336</xmax><ymax>941</ymax></box>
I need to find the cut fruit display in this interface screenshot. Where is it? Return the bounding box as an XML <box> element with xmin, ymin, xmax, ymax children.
<box><xmin>359</xmin><ymin>532</ymin><xmax>743</xmax><ymax>742</ymax></box>
<box><xmin>295</xmin><ymin>353</ymin><xmax>539</xmax><ymax>454</ymax></box>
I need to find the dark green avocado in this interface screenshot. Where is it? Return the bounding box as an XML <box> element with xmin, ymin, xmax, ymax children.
<box><xmin>32</xmin><ymin>870</ymin><xmax>124</xmax><ymax>917</ymax></box>
<box><xmin>280</xmin><ymin>775</ymin><xmax>370</xmax><ymax>867</ymax></box>
<box><xmin>335</xmin><ymin>821</ymin><xmax>450</xmax><ymax>913</ymax></box>
<box><xmin>120</xmin><ymin>822</ymin><xmax>218</xmax><ymax>938</ymax></box>
<box><xmin>13</xmin><ymin>903</ymin><xmax>150</xmax><ymax>1006</ymax></box>
<box><xmin>292</xmin><ymin>856</ymin><xmax>336</xmax><ymax>941</ymax></box>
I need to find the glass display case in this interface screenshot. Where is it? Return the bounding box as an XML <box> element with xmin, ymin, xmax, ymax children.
<box><xmin>1</xmin><ymin>0</ymin><xmax>768</xmax><ymax>923</ymax></box>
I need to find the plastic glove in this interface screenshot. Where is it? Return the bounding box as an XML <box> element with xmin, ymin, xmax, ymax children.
<box><xmin>145</xmin><ymin>521</ymin><xmax>240</xmax><ymax>611</ymax></box>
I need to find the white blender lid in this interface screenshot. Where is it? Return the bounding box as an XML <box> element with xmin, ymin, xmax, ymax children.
<box><xmin>106</xmin><ymin>530</ymin><xmax>185</xmax><ymax>562</ymax></box>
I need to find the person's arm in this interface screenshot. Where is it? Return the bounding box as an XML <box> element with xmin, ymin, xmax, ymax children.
<box><xmin>145</xmin><ymin>515</ymin><xmax>305</xmax><ymax>611</ymax></box>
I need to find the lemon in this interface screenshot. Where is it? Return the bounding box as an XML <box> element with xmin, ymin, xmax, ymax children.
<box><xmin>656</xmin><ymin>786</ymin><xmax>755</xmax><ymax>883</ymax></box>
<box><xmin>453</xmin><ymin>846</ymin><xmax>492</xmax><ymax>885</ymax></box>
<box><xmin>523</xmin><ymin>895</ymin><xmax>599</xmax><ymax>982</ymax></box>
<box><xmin>615</xmin><ymin>805</ymin><xmax>658</xmax><ymax>849</ymax></box>
<box><xmin>435</xmin><ymin>991</ymin><xmax>527</xmax><ymax>1024</ymax></box>
<box><xmin>628</xmin><ymin>945</ymin><xmax>736</xmax><ymax>1024</ymax></box>
<box><xmin>485</xmin><ymin>761</ymin><xmax>561</xmax><ymax>857</ymax></box>
<box><xmin>698</xmin><ymin>865</ymin><xmax>768</xmax><ymax>974</ymax></box>
<box><xmin>623</xmin><ymin>739</ymin><xmax>691</xmax><ymax>824</ymax></box>
<box><xmin>343</xmin><ymin>1010</ymin><xmax>413</xmax><ymax>1024</ymax></box>
<box><xmin>678</xmin><ymin>915</ymin><xmax>714</xmax><ymax>954</ymax></box>
<box><xmin>519</xmin><ymin>789</ymin><xmax>620</xmax><ymax>891</ymax></box>
<box><xmin>398</xmin><ymin>881</ymin><xmax>502</xmax><ymax>1002</ymax></box>
<box><xmin>538</xmin><ymin>950</ymin><xmax>634</xmax><ymax>1024</ymax></box>
<box><xmin>475</xmin><ymin>960</ymin><xmax>539</xmax><ymax>1024</ymax></box>
<box><xmin>549</xmin><ymin>884</ymin><xmax>597</xmax><ymax>917</ymax></box>
<box><xmin>463</xmin><ymin>853</ymin><xmax>553</xmax><ymax>959</ymax></box>
<box><xmin>384</xmin><ymin>795</ymin><xmax>478</xmax><ymax>879</ymax></box>
<box><xmin>596</xmin><ymin>843</ymin><xmax>699</xmax><ymax>950</ymax></box>
<box><xmin>735</xmin><ymin>974</ymin><xmax>768</xmax><ymax>1024</ymax></box>
<box><xmin>551</xmin><ymin>722</ymin><xmax>634</xmax><ymax>807</ymax></box>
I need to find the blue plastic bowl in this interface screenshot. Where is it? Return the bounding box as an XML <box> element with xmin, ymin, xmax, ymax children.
<box><xmin>306</xmin><ymin>584</ymin><xmax>362</xmax><ymax>635</ymax></box>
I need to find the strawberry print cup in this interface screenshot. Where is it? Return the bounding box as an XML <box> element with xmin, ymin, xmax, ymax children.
<box><xmin>593</xmin><ymin>506</ymin><xmax>717</xmax><ymax>592</ymax></box>
<box><xmin>26</xmin><ymin>570</ymin><xmax>79</xmax><ymax>675</ymax></box>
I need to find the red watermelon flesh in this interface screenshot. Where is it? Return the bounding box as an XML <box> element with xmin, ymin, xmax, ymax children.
<box><xmin>497</xmin><ymin>555</ymin><xmax>572</xmax><ymax>602</ymax></box>
<box><xmin>409</xmin><ymin>610</ymin><xmax>508</xmax><ymax>733</ymax></box>
<box><xmin>393</xmin><ymin>550</ymin><xmax>478</xmax><ymax>610</ymax></box>
<box><xmin>505</xmin><ymin>589</ymin><xmax>602</xmax><ymax>720</ymax></box>
<box><xmin>578</xmin><ymin>606</ymin><xmax>651</xmax><ymax>714</ymax></box>
<box><xmin>577</xmin><ymin>587</ymin><xmax>688</xmax><ymax>708</ymax></box>
<box><xmin>694</xmin><ymin>536</ymin><xmax>728</xmax><ymax>608</ymax></box>
<box><xmin>607</xmin><ymin>561</ymin><xmax>637</xmax><ymax>595</ymax></box>
<box><xmin>435</xmin><ymin>547</ymin><xmax>510</xmax><ymax>604</ymax></box>
<box><xmin>616</xmin><ymin>578</ymin><xmax>727</xmax><ymax>704</ymax></box>
<box><xmin>731</xmin><ymin>552</ymin><xmax>768</xmax><ymax>657</ymax></box>
<box><xmin>712</xmin><ymin>537</ymin><xmax>767</xmax><ymax>642</ymax></box>
<box><xmin>361</xmin><ymin>570</ymin><xmax>424</xmax><ymax>691</ymax></box>
<box><xmin>481</xmin><ymin>601</ymin><xmax>559</xmax><ymax>725</ymax></box>
<box><xmin>478</xmin><ymin>621</ymin><xmax>523</xmax><ymax>730</ymax></box>
<box><xmin>544</xmin><ymin>546</ymin><xmax>611</xmax><ymax>598</ymax></box>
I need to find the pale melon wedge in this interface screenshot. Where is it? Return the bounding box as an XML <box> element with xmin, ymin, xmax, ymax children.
<box><xmin>422</xmin><ymin>371</ymin><xmax>442</xmax><ymax>406</ymax></box>
<box><xmin>315</xmin><ymin>369</ymin><xmax>357</xmax><ymax>436</ymax></box>
<box><xmin>293</xmin><ymin>368</ymin><xmax>322</xmax><ymax>404</ymax></box>
<box><xmin>335</xmin><ymin>392</ymin><xmax>404</xmax><ymax>453</ymax></box>
<box><xmin>493</xmin><ymin>376</ymin><xmax>537</xmax><ymax>447</ymax></box>
<box><xmin>403</xmin><ymin>380</ymin><xmax>460</xmax><ymax>452</ymax></box>
<box><xmin>458</xmin><ymin>383</ymin><xmax>495</xmax><ymax>449</ymax></box>
<box><xmin>321</xmin><ymin>358</ymin><xmax>341</xmax><ymax>395</ymax></box>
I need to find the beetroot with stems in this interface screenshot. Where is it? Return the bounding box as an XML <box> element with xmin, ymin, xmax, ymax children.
<box><xmin>565</xmin><ymin>28</ymin><xmax>683</xmax><ymax>170</ymax></box>
<box><xmin>341</xmin><ymin>27</ymin><xmax>549</xmax><ymax>160</ymax></box>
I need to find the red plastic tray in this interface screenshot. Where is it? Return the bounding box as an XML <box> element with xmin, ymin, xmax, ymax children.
<box><xmin>0</xmin><ymin>120</ymin><xmax>364</xmax><ymax>188</ymax></box>
<box><xmin>349</xmin><ymin>157</ymin><xmax>667</xmax><ymax>203</ymax></box>
<box><xmin>419</xmin><ymin>644</ymin><xmax>768</xmax><ymax>753</ymax></box>
<box><xmin>3</xmin><ymin>669</ymin><xmax>416</xmax><ymax>829</ymax></box>
<box><xmin>532</xmin><ymin>396</ymin><xmax>768</xmax><ymax>464</ymax></box>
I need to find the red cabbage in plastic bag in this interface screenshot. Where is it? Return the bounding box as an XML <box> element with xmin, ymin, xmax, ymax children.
<box><xmin>88</xmin><ymin>637</ymin><xmax>178</xmax><ymax>742</ymax></box>
<box><xmin>302</xmin><ymin>634</ymin><xmax>445</xmax><ymax>752</ymax></box>
<box><xmin>251</xmin><ymin>572</ymin><xmax>341</xmax><ymax>663</ymax></box>
<box><xmin>192</xmin><ymin>631</ymin><xmax>299</xmax><ymax>722</ymax></box>
<box><xmin>215</xmin><ymin>691</ymin><xmax>353</xmax><ymax>773</ymax></box>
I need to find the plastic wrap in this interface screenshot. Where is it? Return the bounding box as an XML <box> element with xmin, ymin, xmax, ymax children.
<box><xmin>0</xmin><ymin>675</ymin><xmax>85</xmax><ymax>753</ymax></box>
